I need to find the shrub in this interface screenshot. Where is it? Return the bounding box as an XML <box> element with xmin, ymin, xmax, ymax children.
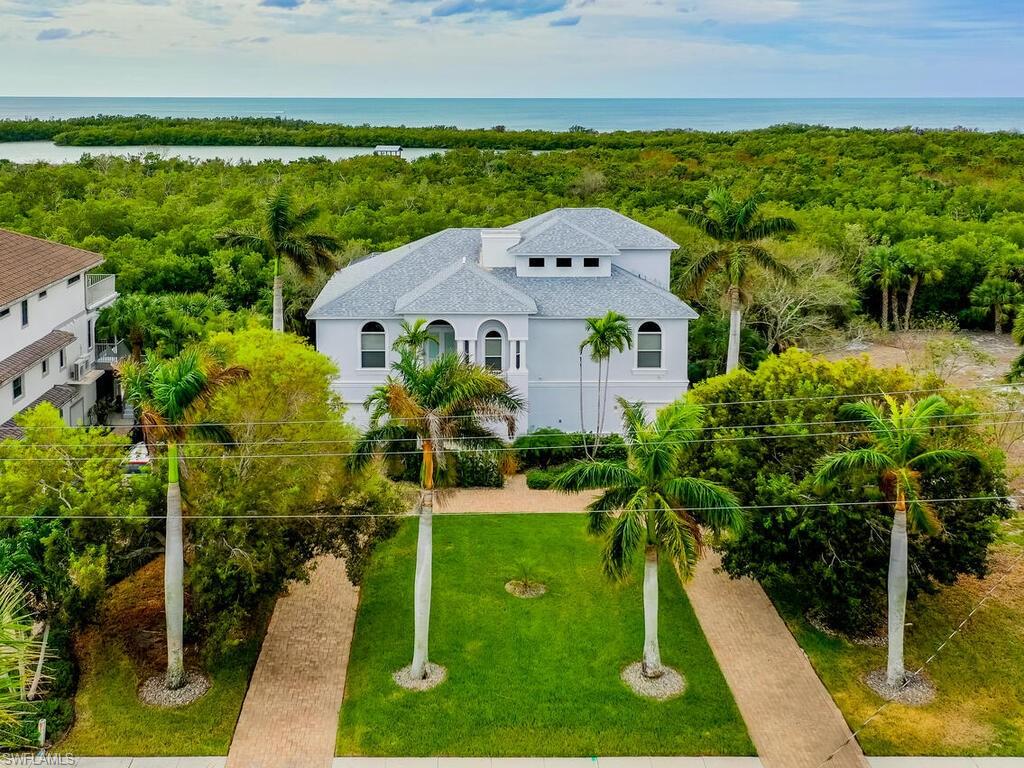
<box><xmin>526</xmin><ymin>466</ymin><xmax>565</xmax><ymax>490</ymax></box>
<box><xmin>514</xmin><ymin>429</ymin><xmax>626</xmax><ymax>469</ymax></box>
<box><xmin>455</xmin><ymin>451</ymin><xmax>504</xmax><ymax>488</ymax></box>
<box><xmin>684</xmin><ymin>348</ymin><xmax>1010</xmax><ymax>633</ymax></box>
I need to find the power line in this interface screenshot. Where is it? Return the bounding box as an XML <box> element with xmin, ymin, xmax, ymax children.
<box><xmin>0</xmin><ymin>494</ymin><xmax>1010</xmax><ymax>520</ymax></box>
<box><xmin>2</xmin><ymin>415</ymin><xmax>1020</xmax><ymax>461</ymax></box>
<box><xmin>815</xmin><ymin>545</ymin><xmax>1024</xmax><ymax>768</ymax></box>
<box><xmin>11</xmin><ymin>405</ymin><xmax>1020</xmax><ymax>451</ymax></box>
<box><xmin>11</xmin><ymin>379</ymin><xmax>1024</xmax><ymax>431</ymax></box>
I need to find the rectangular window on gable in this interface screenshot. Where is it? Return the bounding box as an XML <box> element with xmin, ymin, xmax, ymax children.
<box><xmin>583</xmin><ymin>257</ymin><xmax>600</xmax><ymax>268</ymax></box>
<box><xmin>39</xmin><ymin>290</ymin><xmax>47</xmax><ymax>299</ymax></box>
<box><xmin>42</xmin><ymin>358</ymin><xmax>49</xmax><ymax>376</ymax></box>
<box><xmin>67</xmin><ymin>274</ymin><xmax>81</xmax><ymax>286</ymax></box>
<box><xmin>528</xmin><ymin>257</ymin><xmax>545</xmax><ymax>268</ymax></box>
<box><xmin>12</xmin><ymin>376</ymin><xmax>23</xmax><ymax>401</ymax></box>
<box><xmin>0</xmin><ymin>307</ymin><xmax>8</xmax><ymax>319</ymax></box>
<box><xmin>556</xmin><ymin>257</ymin><xmax>572</xmax><ymax>268</ymax></box>
<box><xmin>21</xmin><ymin>300</ymin><xmax>28</xmax><ymax>327</ymax></box>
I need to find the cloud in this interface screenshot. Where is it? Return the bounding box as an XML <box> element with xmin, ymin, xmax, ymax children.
<box><xmin>431</xmin><ymin>0</ymin><xmax>566</xmax><ymax>19</ymax></box>
<box><xmin>260</xmin><ymin>0</ymin><xmax>303</xmax><ymax>7</ymax></box>
<box><xmin>549</xmin><ymin>14</ymin><xmax>580</xmax><ymax>25</ymax></box>
<box><xmin>225</xmin><ymin>35</ymin><xmax>273</xmax><ymax>44</ymax></box>
<box><xmin>35</xmin><ymin>26</ymin><xmax>111</xmax><ymax>40</ymax></box>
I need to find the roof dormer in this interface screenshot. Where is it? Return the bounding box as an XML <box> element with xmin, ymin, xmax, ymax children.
<box><xmin>479</xmin><ymin>229</ymin><xmax>521</xmax><ymax>268</ymax></box>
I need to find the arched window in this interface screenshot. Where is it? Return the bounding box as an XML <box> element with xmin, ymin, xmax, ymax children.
<box><xmin>484</xmin><ymin>330</ymin><xmax>503</xmax><ymax>371</ymax></box>
<box><xmin>425</xmin><ymin>320</ymin><xmax>456</xmax><ymax>363</ymax></box>
<box><xmin>360</xmin><ymin>322</ymin><xmax>386</xmax><ymax>369</ymax></box>
<box><xmin>637</xmin><ymin>321</ymin><xmax>662</xmax><ymax>368</ymax></box>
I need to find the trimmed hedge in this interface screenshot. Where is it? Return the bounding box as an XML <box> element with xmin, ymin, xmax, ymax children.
<box><xmin>514</xmin><ymin>429</ymin><xmax>626</xmax><ymax>469</ymax></box>
<box><xmin>525</xmin><ymin>466</ymin><xmax>566</xmax><ymax>490</ymax></box>
<box><xmin>455</xmin><ymin>452</ymin><xmax>504</xmax><ymax>488</ymax></box>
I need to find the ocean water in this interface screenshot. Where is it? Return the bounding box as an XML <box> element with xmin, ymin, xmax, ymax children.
<box><xmin>2</xmin><ymin>97</ymin><xmax>1023</xmax><ymax>132</ymax></box>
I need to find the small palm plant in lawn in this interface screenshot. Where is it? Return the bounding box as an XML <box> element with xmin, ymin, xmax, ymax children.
<box><xmin>117</xmin><ymin>350</ymin><xmax>250</xmax><ymax>690</ymax></box>
<box><xmin>0</xmin><ymin>576</ymin><xmax>42</xmax><ymax>750</ymax></box>
<box><xmin>217</xmin><ymin>189</ymin><xmax>339</xmax><ymax>332</ymax></box>
<box><xmin>679</xmin><ymin>187</ymin><xmax>797</xmax><ymax>373</ymax></box>
<box><xmin>579</xmin><ymin>311</ymin><xmax>632</xmax><ymax>457</ymax></box>
<box><xmin>353</xmin><ymin>349</ymin><xmax>523</xmax><ymax>683</ymax></box>
<box><xmin>813</xmin><ymin>394</ymin><xmax>977</xmax><ymax>689</ymax></box>
<box><xmin>553</xmin><ymin>397</ymin><xmax>742</xmax><ymax>681</ymax></box>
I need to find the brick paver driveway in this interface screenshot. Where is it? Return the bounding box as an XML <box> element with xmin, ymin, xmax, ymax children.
<box><xmin>226</xmin><ymin>556</ymin><xmax>358</xmax><ymax>768</ymax></box>
<box><xmin>686</xmin><ymin>552</ymin><xmax>869</xmax><ymax>768</ymax></box>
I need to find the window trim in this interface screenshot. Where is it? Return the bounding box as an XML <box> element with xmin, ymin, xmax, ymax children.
<box><xmin>20</xmin><ymin>300</ymin><xmax>28</xmax><ymax>327</ymax></box>
<box><xmin>41</xmin><ymin>357</ymin><xmax>49</xmax><ymax>377</ymax></box>
<box><xmin>483</xmin><ymin>330</ymin><xmax>503</xmax><ymax>372</ymax></box>
<box><xmin>636</xmin><ymin>321</ymin><xmax>663</xmax><ymax>370</ymax></box>
<box><xmin>359</xmin><ymin>321</ymin><xmax>387</xmax><ymax>370</ymax></box>
<box><xmin>38</xmin><ymin>289</ymin><xmax>48</xmax><ymax>300</ymax></box>
<box><xmin>67</xmin><ymin>274</ymin><xmax>81</xmax><ymax>286</ymax></box>
<box><xmin>528</xmin><ymin>257</ymin><xmax>545</xmax><ymax>268</ymax></box>
<box><xmin>583</xmin><ymin>257</ymin><xmax>600</xmax><ymax>268</ymax></box>
<box><xmin>59</xmin><ymin>348</ymin><xmax>66</xmax><ymax>370</ymax></box>
<box><xmin>555</xmin><ymin>257</ymin><xmax>573</xmax><ymax>268</ymax></box>
<box><xmin>0</xmin><ymin>307</ymin><xmax>9</xmax><ymax>319</ymax></box>
<box><xmin>12</xmin><ymin>375</ymin><xmax>24</xmax><ymax>401</ymax></box>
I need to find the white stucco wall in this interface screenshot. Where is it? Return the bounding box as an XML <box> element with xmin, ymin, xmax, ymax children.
<box><xmin>614</xmin><ymin>249</ymin><xmax>672</xmax><ymax>290</ymax></box>
<box><xmin>0</xmin><ymin>271</ymin><xmax>103</xmax><ymax>426</ymax></box>
<box><xmin>317</xmin><ymin>313</ymin><xmax>689</xmax><ymax>434</ymax></box>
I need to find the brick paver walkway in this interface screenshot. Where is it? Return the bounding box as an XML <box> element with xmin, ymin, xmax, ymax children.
<box><xmin>226</xmin><ymin>556</ymin><xmax>358</xmax><ymax>768</ymax></box>
<box><xmin>686</xmin><ymin>552</ymin><xmax>869</xmax><ymax>768</ymax></box>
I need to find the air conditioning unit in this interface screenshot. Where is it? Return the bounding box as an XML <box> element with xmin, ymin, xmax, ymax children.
<box><xmin>70</xmin><ymin>358</ymin><xmax>88</xmax><ymax>382</ymax></box>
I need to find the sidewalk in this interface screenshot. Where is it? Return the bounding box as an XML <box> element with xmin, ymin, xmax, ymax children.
<box><xmin>64</xmin><ymin>757</ymin><xmax>1024</xmax><ymax>767</ymax></box>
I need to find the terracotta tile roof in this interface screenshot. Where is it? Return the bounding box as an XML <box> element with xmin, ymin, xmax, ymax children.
<box><xmin>0</xmin><ymin>329</ymin><xmax>75</xmax><ymax>384</ymax></box>
<box><xmin>0</xmin><ymin>229</ymin><xmax>104</xmax><ymax>307</ymax></box>
<box><xmin>0</xmin><ymin>384</ymin><xmax>78</xmax><ymax>439</ymax></box>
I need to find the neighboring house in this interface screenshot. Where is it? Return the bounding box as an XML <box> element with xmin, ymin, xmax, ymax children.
<box><xmin>0</xmin><ymin>229</ymin><xmax>120</xmax><ymax>437</ymax></box>
<box><xmin>309</xmin><ymin>208</ymin><xmax>697</xmax><ymax>433</ymax></box>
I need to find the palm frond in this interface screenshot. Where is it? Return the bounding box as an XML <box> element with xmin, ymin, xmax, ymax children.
<box><xmin>663</xmin><ymin>476</ymin><xmax>743</xmax><ymax>533</ymax></box>
<box><xmin>813</xmin><ymin>448</ymin><xmax>897</xmax><ymax>487</ymax></box>
<box><xmin>552</xmin><ymin>459</ymin><xmax>639</xmax><ymax>494</ymax></box>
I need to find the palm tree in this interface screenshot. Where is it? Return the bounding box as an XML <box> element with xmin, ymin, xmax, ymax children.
<box><xmin>394</xmin><ymin>319</ymin><xmax>434</xmax><ymax>362</ymax></box>
<box><xmin>353</xmin><ymin>349</ymin><xmax>523</xmax><ymax>681</ymax></box>
<box><xmin>217</xmin><ymin>189</ymin><xmax>339</xmax><ymax>332</ymax></box>
<box><xmin>553</xmin><ymin>398</ymin><xmax>742</xmax><ymax>679</ymax></box>
<box><xmin>0</xmin><ymin>576</ymin><xmax>40</xmax><ymax>749</ymax></box>
<box><xmin>860</xmin><ymin>246</ymin><xmax>905</xmax><ymax>332</ymax></box>
<box><xmin>579</xmin><ymin>312</ymin><xmax>632</xmax><ymax>456</ymax></box>
<box><xmin>98</xmin><ymin>294</ymin><xmax>164</xmax><ymax>361</ymax></box>
<box><xmin>813</xmin><ymin>395</ymin><xmax>977</xmax><ymax>688</ymax></box>
<box><xmin>969</xmin><ymin>276</ymin><xmax>1022</xmax><ymax>334</ymax></box>
<box><xmin>117</xmin><ymin>350</ymin><xmax>249</xmax><ymax>689</ymax></box>
<box><xmin>679</xmin><ymin>187</ymin><xmax>797</xmax><ymax>372</ymax></box>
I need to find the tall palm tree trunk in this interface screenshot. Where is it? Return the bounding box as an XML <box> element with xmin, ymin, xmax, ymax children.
<box><xmin>579</xmin><ymin>352</ymin><xmax>590</xmax><ymax>459</ymax></box>
<box><xmin>903</xmin><ymin>275</ymin><xmax>918</xmax><ymax>332</ymax></box>
<box><xmin>880</xmin><ymin>282</ymin><xmax>890</xmax><ymax>331</ymax></box>
<box><xmin>994</xmin><ymin>306</ymin><xmax>1003</xmax><ymax>334</ymax></box>
<box><xmin>165</xmin><ymin>442</ymin><xmax>186</xmax><ymax>690</ymax></box>
<box><xmin>642</xmin><ymin>545</ymin><xmax>663</xmax><ymax>678</ymax></box>
<box><xmin>410</xmin><ymin>440</ymin><xmax>435</xmax><ymax>679</ymax></box>
<box><xmin>891</xmin><ymin>291</ymin><xmax>901</xmax><ymax>335</ymax></box>
<box><xmin>886</xmin><ymin>492</ymin><xmax>909</xmax><ymax>687</ymax></box>
<box><xmin>272</xmin><ymin>271</ymin><xmax>284</xmax><ymax>333</ymax></box>
<box><xmin>726</xmin><ymin>286</ymin><xmax>742</xmax><ymax>373</ymax></box>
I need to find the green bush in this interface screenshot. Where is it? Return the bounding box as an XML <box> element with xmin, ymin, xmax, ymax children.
<box><xmin>455</xmin><ymin>452</ymin><xmax>504</xmax><ymax>488</ymax></box>
<box><xmin>525</xmin><ymin>466</ymin><xmax>567</xmax><ymax>490</ymax></box>
<box><xmin>683</xmin><ymin>349</ymin><xmax>1010</xmax><ymax>633</ymax></box>
<box><xmin>514</xmin><ymin>429</ymin><xmax>626</xmax><ymax>469</ymax></box>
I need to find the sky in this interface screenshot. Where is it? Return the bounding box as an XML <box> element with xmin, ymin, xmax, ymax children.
<box><xmin>0</xmin><ymin>0</ymin><xmax>1021</xmax><ymax>97</ymax></box>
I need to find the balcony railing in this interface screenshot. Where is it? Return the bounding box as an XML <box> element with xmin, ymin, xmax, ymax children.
<box><xmin>86</xmin><ymin>274</ymin><xmax>117</xmax><ymax>309</ymax></box>
<box><xmin>94</xmin><ymin>340</ymin><xmax>129</xmax><ymax>367</ymax></box>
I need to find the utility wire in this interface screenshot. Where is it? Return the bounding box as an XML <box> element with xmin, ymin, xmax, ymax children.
<box><xmin>3</xmin><ymin>415</ymin><xmax>1021</xmax><ymax>461</ymax></box>
<box><xmin>13</xmin><ymin>379</ymin><xmax>1024</xmax><ymax>431</ymax></box>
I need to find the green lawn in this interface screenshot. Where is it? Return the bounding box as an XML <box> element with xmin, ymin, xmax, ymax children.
<box><xmin>60</xmin><ymin>637</ymin><xmax>258</xmax><ymax>755</ymax></box>
<box><xmin>774</xmin><ymin>537</ymin><xmax>1024</xmax><ymax>755</ymax></box>
<box><xmin>59</xmin><ymin>557</ymin><xmax>262</xmax><ymax>755</ymax></box>
<box><xmin>337</xmin><ymin>514</ymin><xmax>753</xmax><ymax>756</ymax></box>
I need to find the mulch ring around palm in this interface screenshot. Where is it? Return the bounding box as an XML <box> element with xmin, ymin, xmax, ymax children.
<box><xmin>621</xmin><ymin>662</ymin><xmax>686</xmax><ymax>700</ymax></box>
<box><xmin>505</xmin><ymin>580</ymin><xmax>548</xmax><ymax>598</ymax></box>
<box><xmin>864</xmin><ymin>668</ymin><xmax>936</xmax><ymax>706</ymax></box>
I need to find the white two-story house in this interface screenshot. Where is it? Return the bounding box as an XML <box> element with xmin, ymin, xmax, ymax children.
<box><xmin>309</xmin><ymin>208</ymin><xmax>697</xmax><ymax>434</ymax></box>
<box><xmin>0</xmin><ymin>230</ymin><xmax>119</xmax><ymax>437</ymax></box>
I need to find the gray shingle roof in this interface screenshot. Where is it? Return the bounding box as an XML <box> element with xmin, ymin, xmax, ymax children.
<box><xmin>507</xmin><ymin>218</ymin><xmax>618</xmax><ymax>257</ymax></box>
<box><xmin>308</xmin><ymin>209</ymin><xmax>694</xmax><ymax>321</ymax></box>
<box><xmin>490</xmin><ymin>266</ymin><xmax>697</xmax><ymax>319</ymax></box>
<box><xmin>396</xmin><ymin>261</ymin><xmax>537</xmax><ymax>315</ymax></box>
<box><xmin>513</xmin><ymin>208</ymin><xmax>678</xmax><ymax>250</ymax></box>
